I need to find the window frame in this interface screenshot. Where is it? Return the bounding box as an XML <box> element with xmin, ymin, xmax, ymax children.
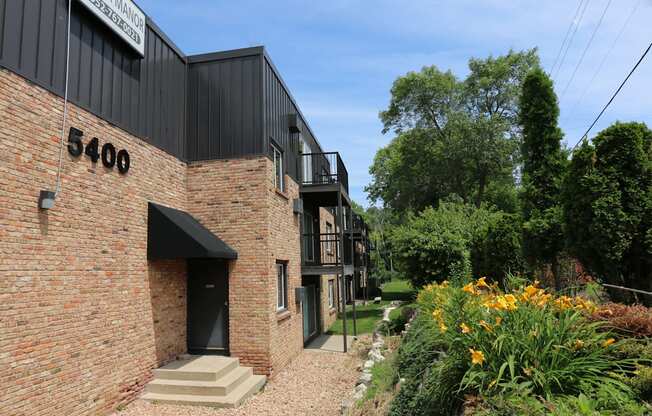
<box><xmin>272</xmin><ymin>143</ymin><xmax>285</xmax><ymax>192</ymax></box>
<box><xmin>302</xmin><ymin>211</ymin><xmax>315</xmax><ymax>262</ymax></box>
<box><xmin>276</xmin><ymin>262</ymin><xmax>288</xmax><ymax>312</ymax></box>
<box><xmin>325</xmin><ymin>222</ymin><xmax>334</xmax><ymax>255</ymax></box>
<box><xmin>328</xmin><ymin>279</ymin><xmax>335</xmax><ymax>308</ymax></box>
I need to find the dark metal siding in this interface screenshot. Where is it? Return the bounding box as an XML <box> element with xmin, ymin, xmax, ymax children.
<box><xmin>0</xmin><ymin>0</ymin><xmax>187</xmax><ymax>159</ymax></box>
<box><xmin>186</xmin><ymin>54</ymin><xmax>263</xmax><ymax>161</ymax></box>
<box><xmin>263</xmin><ymin>57</ymin><xmax>321</xmax><ymax>183</ymax></box>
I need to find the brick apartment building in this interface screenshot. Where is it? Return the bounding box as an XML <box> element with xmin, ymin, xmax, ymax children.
<box><xmin>0</xmin><ymin>0</ymin><xmax>369</xmax><ymax>414</ymax></box>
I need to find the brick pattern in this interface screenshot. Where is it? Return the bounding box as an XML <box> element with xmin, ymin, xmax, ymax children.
<box><xmin>186</xmin><ymin>158</ymin><xmax>304</xmax><ymax>377</ymax></box>
<box><xmin>0</xmin><ymin>69</ymin><xmax>188</xmax><ymax>416</ymax></box>
<box><xmin>1</xmin><ymin>67</ymin><xmax>309</xmax><ymax>415</ymax></box>
<box><xmin>318</xmin><ymin>208</ymin><xmax>339</xmax><ymax>332</ymax></box>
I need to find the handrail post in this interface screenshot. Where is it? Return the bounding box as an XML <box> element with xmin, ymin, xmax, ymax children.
<box><xmin>337</xmin><ymin>190</ymin><xmax>347</xmax><ymax>353</ymax></box>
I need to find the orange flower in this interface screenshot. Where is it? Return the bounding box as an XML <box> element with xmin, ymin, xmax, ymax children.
<box><xmin>495</xmin><ymin>317</ymin><xmax>502</xmax><ymax>326</ymax></box>
<box><xmin>479</xmin><ymin>320</ymin><xmax>493</xmax><ymax>332</ymax></box>
<box><xmin>573</xmin><ymin>339</ymin><xmax>585</xmax><ymax>350</ymax></box>
<box><xmin>476</xmin><ymin>277</ymin><xmax>490</xmax><ymax>288</ymax></box>
<box><xmin>462</xmin><ymin>282</ymin><xmax>477</xmax><ymax>295</ymax></box>
<box><xmin>460</xmin><ymin>323</ymin><xmax>471</xmax><ymax>334</ymax></box>
<box><xmin>469</xmin><ymin>348</ymin><xmax>485</xmax><ymax>365</ymax></box>
<box><xmin>603</xmin><ymin>338</ymin><xmax>616</xmax><ymax>347</ymax></box>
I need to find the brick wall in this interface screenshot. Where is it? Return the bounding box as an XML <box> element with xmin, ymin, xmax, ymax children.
<box><xmin>1</xmin><ymin>66</ymin><xmax>308</xmax><ymax>415</ymax></box>
<box><xmin>186</xmin><ymin>158</ymin><xmax>304</xmax><ymax>377</ymax></box>
<box><xmin>318</xmin><ymin>208</ymin><xmax>339</xmax><ymax>332</ymax></box>
<box><xmin>0</xmin><ymin>69</ymin><xmax>188</xmax><ymax>416</ymax></box>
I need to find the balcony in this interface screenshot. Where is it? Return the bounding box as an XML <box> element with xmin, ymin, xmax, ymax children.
<box><xmin>299</xmin><ymin>152</ymin><xmax>350</xmax><ymax>207</ymax></box>
<box><xmin>301</xmin><ymin>231</ymin><xmax>353</xmax><ymax>275</ymax></box>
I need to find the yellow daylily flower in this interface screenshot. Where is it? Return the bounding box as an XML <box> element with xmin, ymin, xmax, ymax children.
<box><xmin>603</xmin><ymin>338</ymin><xmax>616</xmax><ymax>347</ymax></box>
<box><xmin>460</xmin><ymin>323</ymin><xmax>471</xmax><ymax>334</ymax></box>
<box><xmin>476</xmin><ymin>277</ymin><xmax>490</xmax><ymax>288</ymax></box>
<box><xmin>573</xmin><ymin>339</ymin><xmax>585</xmax><ymax>350</ymax></box>
<box><xmin>439</xmin><ymin>322</ymin><xmax>448</xmax><ymax>332</ymax></box>
<box><xmin>479</xmin><ymin>320</ymin><xmax>493</xmax><ymax>332</ymax></box>
<box><xmin>469</xmin><ymin>348</ymin><xmax>485</xmax><ymax>366</ymax></box>
<box><xmin>462</xmin><ymin>282</ymin><xmax>477</xmax><ymax>295</ymax></box>
<box><xmin>495</xmin><ymin>317</ymin><xmax>502</xmax><ymax>326</ymax></box>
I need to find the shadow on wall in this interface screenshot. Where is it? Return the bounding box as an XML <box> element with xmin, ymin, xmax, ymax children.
<box><xmin>147</xmin><ymin>260</ymin><xmax>187</xmax><ymax>366</ymax></box>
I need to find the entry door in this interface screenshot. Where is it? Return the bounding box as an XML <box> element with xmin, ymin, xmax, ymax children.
<box><xmin>302</xmin><ymin>284</ymin><xmax>318</xmax><ymax>343</ymax></box>
<box><xmin>187</xmin><ymin>259</ymin><xmax>229</xmax><ymax>354</ymax></box>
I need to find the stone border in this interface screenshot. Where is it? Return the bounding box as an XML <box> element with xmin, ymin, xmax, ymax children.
<box><xmin>341</xmin><ymin>301</ymin><xmax>403</xmax><ymax>414</ymax></box>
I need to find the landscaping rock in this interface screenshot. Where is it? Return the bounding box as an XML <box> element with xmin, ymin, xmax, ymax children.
<box><xmin>368</xmin><ymin>349</ymin><xmax>385</xmax><ymax>362</ymax></box>
<box><xmin>363</xmin><ymin>360</ymin><xmax>375</xmax><ymax>370</ymax></box>
<box><xmin>357</xmin><ymin>371</ymin><xmax>372</xmax><ymax>385</ymax></box>
<box><xmin>373</xmin><ymin>297</ymin><xmax>382</xmax><ymax>304</ymax></box>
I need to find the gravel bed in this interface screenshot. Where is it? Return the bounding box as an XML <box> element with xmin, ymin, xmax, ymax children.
<box><xmin>113</xmin><ymin>350</ymin><xmax>360</xmax><ymax>416</ymax></box>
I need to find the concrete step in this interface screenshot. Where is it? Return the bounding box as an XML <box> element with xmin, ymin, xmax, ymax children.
<box><xmin>153</xmin><ymin>355</ymin><xmax>239</xmax><ymax>382</ymax></box>
<box><xmin>145</xmin><ymin>366</ymin><xmax>253</xmax><ymax>396</ymax></box>
<box><xmin>141</xmin><ymin>375</ymin><xmax>267</xmax><ymax>408</ymax></box>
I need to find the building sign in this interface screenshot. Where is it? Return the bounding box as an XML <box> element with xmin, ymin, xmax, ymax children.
<box><xmin>78</xmin><ymin>0</ymin><xmax>146</xmax><ymax>57</ymax></box>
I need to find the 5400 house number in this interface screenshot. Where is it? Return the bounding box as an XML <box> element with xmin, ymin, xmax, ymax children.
<box><xmin>67</xmin><ymin>127</ymin><xmax>130</xmax><ymax>174</ymax></box>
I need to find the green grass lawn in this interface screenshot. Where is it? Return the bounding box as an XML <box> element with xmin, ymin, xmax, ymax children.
<box><xmin>327</xmin><ymin>301</ymin><xmax>390</xmax><ymax>335</ymax></box>
<box><xmin>381</xmin><ymin>279</ymin><xmax>415</xmax><ymax>301</ymax></box>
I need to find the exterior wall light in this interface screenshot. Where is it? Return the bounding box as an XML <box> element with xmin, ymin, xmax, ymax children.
<box><xmin>39</xmin><ymin>190</ymin><xmax>56</xmax><ymax>210</ymax></box>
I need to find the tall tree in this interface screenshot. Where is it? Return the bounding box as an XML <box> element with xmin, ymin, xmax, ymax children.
<box><xmin>369</xmin><ymin>49</ymin><xmax>539</xmax><ymax>211</ymax></box>
<box><xmin>518</xmin><ymin>68</ymin><xmax>567</xmax><ymax>289</ymax></box>
<box><xmin>563</xmin><ymin>122</ymin><xmax>652</xmax><ymax>303</ymax></box>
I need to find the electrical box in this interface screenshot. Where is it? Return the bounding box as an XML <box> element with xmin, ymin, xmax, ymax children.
<box><xmin>295</xmin><ymin>286</ymin><xmax>306</xmax><ymax>304</ymax></box>
<box><xmin>293</xmin><ymin>198</ymin><xmax>304</xmax><ymax>215</ymax></box>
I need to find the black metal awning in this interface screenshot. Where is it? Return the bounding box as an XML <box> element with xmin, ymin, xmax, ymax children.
<box><xmin>147</xmin><ymin>202</ymin><xmax>238</xmax><ymax>260</ymax></box>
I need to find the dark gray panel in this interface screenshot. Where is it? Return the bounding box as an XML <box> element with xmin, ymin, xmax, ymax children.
<box><xmin>186</xmin><ymin>54</ymin><xmax>264</xmax><ymax>161</ymax></box>
<box><xmin>0</xmin><ymin>0</ymin><xmax>5</xmax><ymax>60</ymax></box>
<box><xmin>0</xmin><ymin>0</ymin><xmax>187</xmax><ymax>160</ymax></box>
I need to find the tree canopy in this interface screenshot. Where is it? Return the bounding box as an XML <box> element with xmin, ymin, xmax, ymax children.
<box><xmin>368</xmin><ymin>49</ymin><xmax>540</xmax><ymax>212</ymax></box>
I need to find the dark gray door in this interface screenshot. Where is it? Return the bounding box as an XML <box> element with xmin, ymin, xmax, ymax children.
<box><xmin>188</xmin><ymin>259</ymin><xmax>229</xmax><ymax>354</ymax></box>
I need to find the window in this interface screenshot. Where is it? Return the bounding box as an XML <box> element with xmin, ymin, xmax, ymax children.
<box><xmin>302</xmin><ymin>212</ymin><xmax>314</xmax><ymax>261</ymax></box>
<box><xmin>272</xmin><ymin>143</ymin><xmax>284</xmax><ymax>192</ymax></box>
<box><xmin>328</xmin><ymin>279</ymin><xmax>335</xmax><ymax>308</ymax></box>
<box><xmin>276</xmin><ymin>262</ymin><xmax>288</xmax><ymax>311</ymax></box>
<box><xmin>325</xmin><ymin>222</ymin><xmax>334</xmax><ymax>254</ymax></box>
<box><xmin>300</xmin><ymin>135</ymin><xmax>312</xmax><ymax>184</ymax></box>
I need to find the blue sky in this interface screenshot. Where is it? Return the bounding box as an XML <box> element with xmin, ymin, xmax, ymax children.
<box><xmin>138</xmin><ymin>0</ymin><xmax>652</xmax><ymax>207</ymax></box>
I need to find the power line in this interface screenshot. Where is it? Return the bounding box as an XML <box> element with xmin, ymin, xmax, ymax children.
<box><xmin>550</xmin><ymin>0</ymin><xmax>585</xmax><ymax>76</ymax></box>
<box><xmin>564</xmin><ymin>0</ymin><xmax>641</xmax><ymax>121</ymax></box>
<box><xmin>572</xmin><ymin>41</ymin><xmax>652</xmax><ymax>150</ymax></box>
<box><xmin>561</xmin><ymin>0</ymin><xmax>613</xmax><ymax>99</ymax></box>
<box><xmin>553</xmin><ymin>0</ymin><xmax>590</xmax><ymax>81</ymax></box>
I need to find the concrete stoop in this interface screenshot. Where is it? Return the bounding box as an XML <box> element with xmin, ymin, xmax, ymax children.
<box><xmin>141</xmin><ymin>355</ymin><xmax>266</xmax><ymax>408</ymax></box>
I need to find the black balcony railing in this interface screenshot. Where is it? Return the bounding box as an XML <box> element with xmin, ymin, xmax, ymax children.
<box><xmin>302</xmin><ymin>232</ymin><xmax>339</xmax><ymax>266</ymax></box>
<box><xmin>300</xmin><ymin>152</ymin><xmax>349</xmax><ymax>194</ymax></box>
<box><xmin>301</xmin><ymin>232</ymin><xmax>353</xmax><ymax>268</ymax></box>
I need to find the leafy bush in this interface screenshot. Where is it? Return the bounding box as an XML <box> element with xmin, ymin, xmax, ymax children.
<box><xmin>389</xmin><ymin>279</ymin><xmax>644</xmax><ymax>415</ymax></box>
<box><xmin>387</xmin><ymin>304</ymin><xmax>416</xmax><ymax>334</ymax></box>
<box><xmin>390</xmin><ymin>202</ymin><xmax>513</xmax><ymax>288</ymax></box>
<box><xmin>472</xmin><ymin>213</ymin><xmax>524</xmax><ymax>282</ymax></box>
<box><xmin>590</xmin><ymin>303</ymin><xmax>652</xmax><ymax>338</ymax></box>
<box><xmin>563</xmin><ymin>122</ymin><xmax>652</xmax><ymax>304</ymax></box>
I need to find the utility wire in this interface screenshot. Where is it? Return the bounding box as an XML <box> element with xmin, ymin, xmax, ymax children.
<box><xmin>550</xmin><ymin>0</ymin><xmax>585</xmax><ymax>76</ymax></box>
<box><xmin>572</xmin><ymin>41</ymin><xmax>652</xmax><ymax>150</ymax></box>
<box><xmin>553</xmin><ymin>0</ymin><xmax>590</xmax><ymax>81</ymax></box>
<box><xmin>561</xmin><ymin>0</ymin><xmax>613</xmax><ymax>99</ymax></box>
<box><xmin>564</xmin><ymin>0</ymin><xmax>641</xmax><ymax>121</ymax></box>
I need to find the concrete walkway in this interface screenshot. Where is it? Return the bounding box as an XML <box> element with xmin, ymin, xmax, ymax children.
<box><xmin>305</xmin><ymin>334</ymin><xmax>355</xmax><ymax>353</ymax></box>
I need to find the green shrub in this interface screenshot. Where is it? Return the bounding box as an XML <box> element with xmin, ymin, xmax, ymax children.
<box><xmin>390</xmin><ymin>202</ymin><xmax>499</xmax><ymax>288</ymax></box>
<box><xmin>563</xmin><ymin>122</ymin><xmax>652</xmax><ymax>304</ymax></box>
<box><xmin>472</xmin><ymin>213</ymin><xmax>525</xmax><ymax>283</ymax></box>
